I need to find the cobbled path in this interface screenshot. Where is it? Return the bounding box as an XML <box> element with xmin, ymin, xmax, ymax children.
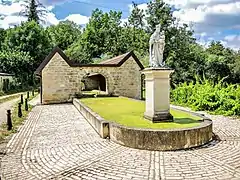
<box><xmin>1</xmin><ymin>104</ymin><xmax>240</xmax><ymax>180</ymax></box>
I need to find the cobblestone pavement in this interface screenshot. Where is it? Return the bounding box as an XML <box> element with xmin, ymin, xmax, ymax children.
<box><xmin>1</xmin><ymin>104</ymin><xmax>240</xmax><ymax>180</ymax></box>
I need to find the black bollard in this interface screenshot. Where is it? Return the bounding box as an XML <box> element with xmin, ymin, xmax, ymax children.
<box><xmin>27</xmin><ymin>92</ymin><xmax>29</xmax><ymax>99</ymax></box>
<box><xmin>25</xmin><ymin>98</ymin><xmax>28</xmax><ymax>111</ymax></box>
<box><xmin>32</xmin><ymin>90</ymin><xmax>34</xmax><ymax>97</ymax></box>
<box><xmin>20</xmin><ymin>94</ymin><xmax>23</xmax><ymax>104</ymax></box>
<box><xmin>7</xmin><ymin>110</ymin><xmax>12</xmax><ymax>131</ymax></box>
<box><xmin>18</xmin><ymin>103</ymin><xmax>22</xmax><ymax>118</ymax></box>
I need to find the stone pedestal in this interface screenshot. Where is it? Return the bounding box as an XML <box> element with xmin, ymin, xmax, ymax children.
<box><xmin>143</xmin><ymin>68</ymin><xmax>174</xmax><ymax>122</ymax></box>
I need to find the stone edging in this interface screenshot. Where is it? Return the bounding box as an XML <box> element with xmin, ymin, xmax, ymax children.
<box><xmin>73</xmin><ymin>98</ymin><xmax>109</xmax><ymax>138</ymax></box>
<box><xmin>73</xmin><ymin>98</ymin><xmax>213</xmax><ymax>150</ymax></box>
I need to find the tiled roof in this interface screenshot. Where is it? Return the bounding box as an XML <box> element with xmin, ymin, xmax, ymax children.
<box><xmin>35</xmin><ymin>47</ymin><xmax>144</xmax><ymax>76</ymax></box>
<box><xmin>99</xmin><ymin>52</ymin><xmax>130</xmax><ymax>65</ymax></box>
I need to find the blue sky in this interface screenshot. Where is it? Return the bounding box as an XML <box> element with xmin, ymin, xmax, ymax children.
<box><xmin>52</xmin><ymin>0</ymin><xmax>149</xmax><ymax>19</ymax></box>
<box><xmin>1</xmin><ymin>0</ymin><xmax>240</xmax><ymax>50</ymax></box>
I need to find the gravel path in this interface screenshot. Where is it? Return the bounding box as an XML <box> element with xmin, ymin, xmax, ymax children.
<box><xmin>0</xmin><ymin>98</ymin><xmax>19</xmax><ymax>127</ymax></box>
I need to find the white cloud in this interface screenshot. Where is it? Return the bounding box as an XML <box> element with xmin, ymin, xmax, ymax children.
<box><xmin>163</xmin><ymin>0</ymin><xmax>240</xmax><ymax>49</ymax></box>
<box><xmin>0</xmin><ymin>1</ymin><xmax>90</xmax><ymax>28</ymax></box>
<box><xmin>0</xmin><ymin>1</ymin><xmax>24</xmax><ymax>16</ymax></box>
<box><xmin>64</xmin><ymin>14</ymin><xmax>89</xmax><ymax>25</ymax></box>
<box><xmin>120</xmin><ymin>18</ymin><xmax>128</xmax><ymax>26</ymax></box>
<box><xmin>0</xmin><ymin>15</ymin><xmax>26</xmax><ymax>29</ymax></box>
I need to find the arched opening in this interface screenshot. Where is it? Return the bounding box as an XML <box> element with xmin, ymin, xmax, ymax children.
<box><xmin>81</xmin><ymin>73</ymin><xmax>107</xmax><ymax>94</ymax></box>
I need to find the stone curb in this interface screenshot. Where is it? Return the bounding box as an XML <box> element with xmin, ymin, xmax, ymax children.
<box><xmin>73</xmin><ymin>98</ymin><xmax>109</xmax><ymax>138</ymax></box>
<box><xmin>73</xmin><ymin>98</ymin><xmax>213</xmax><ymax>151</ymax></box>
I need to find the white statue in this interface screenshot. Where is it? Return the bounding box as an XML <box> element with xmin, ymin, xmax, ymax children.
<box><xmin>149</xmin><ymin>24</ymin><xmax>165</xmax><ymax>67</ymax></box>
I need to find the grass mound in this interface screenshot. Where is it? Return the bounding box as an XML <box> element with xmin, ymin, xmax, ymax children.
<box><xmin>81</xmin><ymin>97</ymin><xmax>201</xmax><ymax>129</ymax></box>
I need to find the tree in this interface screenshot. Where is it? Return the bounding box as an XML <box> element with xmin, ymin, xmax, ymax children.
<box><xmin>127</xmin><ymin>1</ymin><xmax>149</xmax><ymax>54</ymax></box>
<box><xmin>20</xmin><ymin>0</ymin><xmax>47</xmax><ymax>23</ymax></box>
<box><xmin>146</xmin><ymin>0</ymin><xmax>175</xmax><ymax>33</ymax></box>
<box><xmin>66</xmin><ymin>9</ymin><xmax>125</xmax><ymax>62</ymax></box>
<box><xmin>128</xmin><ymin>2</ymin><xmax>145</xmax><ymax>29</ymax></box>
<box><xmin>47</xmin><ymin>20</ymin><xmax>82</xmax><ymax>50</ymax></box>
<box><xmin>0</xmin><ymin>50</ymin><xmax>32</xmax><ymax>86</ymax></box>
<box><xmin>3</xmin><ymin>21</ymin><xmax>52</xmax><ymax>85</ymax></box>
<box><xmin>0</xmin><ymin>28</ymin><xmax>6</xmax><ymax>50</ymax></box>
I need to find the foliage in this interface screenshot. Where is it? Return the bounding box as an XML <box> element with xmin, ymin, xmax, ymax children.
<box><xmin>81</xmin><ymin>97</ymin><xmax>201</xmax><ymax>129</ymax></box>
<box><xmin>171</xmin><ymin>78</ymin><xmax>240</xmax><ymax>116</ymax></box>
<box><xmin>0</xmin><ymin>50</ymin><xmax>32</xmax><ymax>86</ymax></box>
<box><xmin>47</xmin><ymin>20</ymin><xmax>82</xmax><ymax>50</ymax></box>
<box><xmin>0</xmin><ymin>28</ymin><xmax>6</xmax><ymax>50</ymax></box>
<box><xmin>3</xmin><ymin>21</ymin><xmax>52</xmax><ymax>85</ymax></box>
<box><xmin>66</xmin><ymin>9</ymin><xmax>124</xmax><ymax>62</ymax></box>
<box><xmin>146</xmin><ymin>0</ymin><xmax>175</xmax><ymax>33</ymax></box>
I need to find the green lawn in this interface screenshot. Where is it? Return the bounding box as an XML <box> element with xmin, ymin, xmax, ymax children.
<box><xmin>81</xmin><ymin>97</ymin><xmax>201</xmax><ymax>129</ymax></box>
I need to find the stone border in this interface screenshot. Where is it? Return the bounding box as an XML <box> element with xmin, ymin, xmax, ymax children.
<box><xmin>73</xmin><ymin>98</ymin><xmax>109</xmax><ymax>138</ymax></box>
<box><xmin>109</xmin><ymin>119</ymin><xmax>212</xmax><ymax>151</ymax></box>
<box><xmin>73</xmin><ymin>98</ymin><xmax>213</xmax><ymax>150</ymax></box>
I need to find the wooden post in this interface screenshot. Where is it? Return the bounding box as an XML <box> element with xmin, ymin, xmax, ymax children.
<box><xmin>7</xmin><ymin>110</ymin><xmax>12</xmax><ymax>131</ymax></box>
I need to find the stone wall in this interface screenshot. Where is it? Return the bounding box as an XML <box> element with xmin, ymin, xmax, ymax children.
<box><xmin>41</xmin><ymin>54</ymin><xmax>142</xmax><ymax>104</ymax></box>
<box><xmin>109</xmin><ymin>120</ymin><xmax>212</xmax><ymax>151</ymax></box>
<box><xmin>42</xmin><ymin>53</ymin><xmax>81</xmax><ymax>104</ymax></box>
<box><xmin>82</xmin><ymin>77</ymin><xmax>99</xmax><ymax>91</ymax></box>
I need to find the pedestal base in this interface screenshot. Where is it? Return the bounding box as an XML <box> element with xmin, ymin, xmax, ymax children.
<box><xmin>144</xmin><ymin>112</ymin><xmax>173</xmax><ymax>123</ymax></box>
<box><xmin>143</xmin><ymin>67</ymin><xmax>175</xmax><ymax>123</ymax></box>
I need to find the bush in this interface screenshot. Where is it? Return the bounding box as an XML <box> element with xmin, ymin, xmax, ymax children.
<box><xmin>171</xmin><ymin>78</ymin><xmax>240</xmax><ymax>116</ymax></box>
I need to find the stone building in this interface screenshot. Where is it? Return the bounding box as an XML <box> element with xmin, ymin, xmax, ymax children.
<box><xmin>35</xmin><ymin>47</ymin><xmax>144</xmax><ymax>104</ymax></box>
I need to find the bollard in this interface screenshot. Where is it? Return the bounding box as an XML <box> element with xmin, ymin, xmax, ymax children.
<box><xmin>20</xmin><ymin>94</ymin><xmax>23</xmax><ymax>104</ymax></box>
<box><xmin>32</xmin><ymin>90</ymin><xmax>34</xmax><ymax>97</ymax></box>
<box><xmin>7</xmin><ymin>110</ymin><xmax>12</xmax><ymax>131</ymax></box>
<box><xmin>25</xmin><ymin>98</ymin><xmax>28</xmax><ymax>111</ymax></box>
<box><xmin>18</xmin><ymin>103</ymin><xmax>22</xmax><ymax>118</ymax></box>
<box><xmin>27</xmin><ymin>92</ymin><xmax>29</xmax><ymax>99</ymax></box>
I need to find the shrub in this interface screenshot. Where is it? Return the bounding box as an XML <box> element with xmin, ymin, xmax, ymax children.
<box><xmin>171</xmin><ymin>79</ymin><xmax>240</xmax><ymax>116</ymax></box>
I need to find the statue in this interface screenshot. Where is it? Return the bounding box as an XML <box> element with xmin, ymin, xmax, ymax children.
<box><xmin>149</xmin><ymin>24</ymin><xmax>165</xmax><ymax>67</ymax></box>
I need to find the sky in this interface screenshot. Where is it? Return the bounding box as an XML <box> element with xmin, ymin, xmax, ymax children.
<box><xmin>0</xmin><ymin>0</ymin><xmax>240</xmax><ymax>50</ymax></box>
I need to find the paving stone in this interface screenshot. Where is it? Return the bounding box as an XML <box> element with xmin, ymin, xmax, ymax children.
<box><xmin>0</xmin><ymin>104</ymin><xmax>240</xmax><ymax>179</ymax></box>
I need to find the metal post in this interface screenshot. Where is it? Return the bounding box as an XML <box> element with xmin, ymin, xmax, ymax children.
<box><xmin>18</xmin><ymin>103</ymin><xmax>22</xmax><ymax>118</ymax></box>
<box><xmin>7</xmin><ymin>110</ymin><xmax>12</xmax><ymax>131</ymax></box>
<box><xmin>32</xmin><ymin>89</ymin><xmax>34</xmax><ymax>97</ymax></box>
<box><xmin>20</xmin><ymin>94</ymin><xmax>23</xmax><ymax>104</ymax></box>
<box><xmin>25</xmin><ymin>98</ymin><xmax>28</xmax><ymax>111</ymax></box>
<box><xmin>27</xmin><ymin>92</ymin><xmax>29</xmax><ymax>99</ymax></box>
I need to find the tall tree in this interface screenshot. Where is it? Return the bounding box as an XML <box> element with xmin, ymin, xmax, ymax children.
<box><xmin>20</xmin><ymin>0</ymin><xmax>47</xmax><ymax>23</ymax></box>
<box><xmin>128</xmin><ymin>1</ymin><xmax>146</xmax><ymax>48</ymax></box>
<box><xmin>128</xmin><ymin>2</ymin><xmax>145</xmax><ymax>29</ymax></box>
<box><xmin>66</xmin><ymin>9</ymin><xmax>124</xmax><ymax>62</ymax></box>
<box><xmin>47</xmin><ymin>20</ymin><xmax>82</xmax><ymax>50</ymax></box>
<box><xmin>146</xmin><ymin>0</ymin><xmax>175</xmax><ymax>33</ymax></box>
<box><xmin>0</xmin><ymin>28</ymin><xmax>6</xmax><ymax>50</ymax></box>
<box><xmin>0</xmin><ymin>50</ymin><xmax>32</xmax><ymax>86</ymax></box>
<box><xmin>3</xmin><ymin>21</ymin><xmax>52</xmax><ymax>85</ymax></box>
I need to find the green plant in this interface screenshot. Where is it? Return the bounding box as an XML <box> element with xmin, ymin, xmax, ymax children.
<box><xmin>171</xmin><ymin>78</ymin><xmax>240</xmax><ymax>116</ymax></box>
